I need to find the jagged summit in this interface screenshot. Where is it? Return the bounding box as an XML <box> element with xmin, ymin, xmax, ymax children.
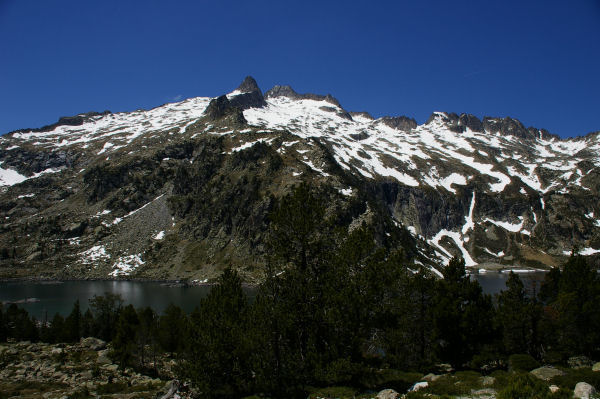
<box><xmin>424</xmin><ymin>111</ymin><xmax>559</xmax><ymax>140</ymax></box>
<box><xmin>235</xmin><ymin>76</ymin><xmax>262</xmax><ymax>94</ymax></box>
<box><xmin>264</xmin><ymin>84</ymin><xmax>344</xmax><ymax>109</ymax></box>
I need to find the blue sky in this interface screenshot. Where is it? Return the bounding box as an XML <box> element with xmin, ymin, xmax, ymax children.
<box><xmin>1</xmin><ymin>0</ymin><xmax>598</xmax><ymax>138</ymax></box>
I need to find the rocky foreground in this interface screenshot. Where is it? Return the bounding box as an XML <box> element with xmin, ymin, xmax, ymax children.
<box><xmin>2</xmin><ymin>339</ymin><xmax>600</xmax><ymax>399</ymax></box>
<box><xmin>0</xmin><ymin>338</ymin><xmax>179</xmax><ymax>399</ymax></box>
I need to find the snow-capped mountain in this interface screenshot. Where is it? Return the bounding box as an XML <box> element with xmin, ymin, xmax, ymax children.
<box><xmin>1</xmin><ymin>76</ymin><xmax>599</xmax><ymax>280</ymax></box>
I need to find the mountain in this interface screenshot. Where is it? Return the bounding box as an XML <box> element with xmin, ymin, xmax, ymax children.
<box><xmin>1</xmin><ymin>76</ymin><xmax>599</xmax><ymax>281</ymax></box>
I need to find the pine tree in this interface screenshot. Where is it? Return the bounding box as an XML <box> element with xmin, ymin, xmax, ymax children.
<box><xmin>180</xmin><ymin>267</ymin><xmax>252</xmax><ymax>398</ymax></box>
<box><xmin>80</xmin><ymin>309</ymin><xmax>94</xmax><ymax>338</ymax></box>
<box><xmin>0</xmin><ymin>305</ymin><xmax>6</xmax><ymax>342</ymax></box>
<box><xmin>111</xmin><ymin>304</ymin><xmax>139</xmax><ymax>369</ymax></box>
<box><xmin>158</xmin><ymin>304</ymin><xmax>186</xmax><ymax>354</ymax></box>
<box><xmin>49</xmin><ymin>313</ymin><xmax>65</xmax><ymax>343</ymax></box>
<box><xmin>64</xmin><ymin>300</ymin><xmax>82</xmax><ymax>342</ymax></box>
<box><xmin>496</xmin><ymin>272</ymin><xmax>540</xmax><ymax>355</ymax></box>
<box><xmin>89</xmin><ymin>293</ymin><xmax>123</xmax><ymax>342</ymax></box>
<box><xmin>136</xmin><ymin>306</ymin><xmax>158</xmax><ymax>371</ymax></box>
<box><xmin>432</xmin><ymin>257</ymin><xmax>495</xmax><ymax>366</ymax></box>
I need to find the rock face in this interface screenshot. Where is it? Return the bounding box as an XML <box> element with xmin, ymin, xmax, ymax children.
<box><xmin>568</xmin><ymin>355</ymin><xmax>594</xmax><ymax>369</ymax></box>
<box><xmin>378</xmin><ymin>116</ymin><xmax>417</xmax><ymax>131</ymax></box>
<box><xmin>80</xmin><ymin>336</ymin><xmax>106</xmax><ymax>350</ymax></box>
<box><xmin>530</xmin><ymin>366</ymin><xmax>566</xmax><ymax>381</ymax></box>
<box><xmin>574</xmin><ymin>382</ymin><xmax>597</xmax><ymax>399</ymax></box>
<box><xmin>1</xmin><ymin>76</ymin><xmax>600</xmax><ymax>281</ymax></box>
<box><xmin>376</xmin><ymin>388</ymin><xmax>399</xmax><ymax>399</ymax></box>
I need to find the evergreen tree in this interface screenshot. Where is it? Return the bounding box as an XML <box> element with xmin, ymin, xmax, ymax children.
<box><xmin>181</xmin><ymin>267</ymin><xmax>252</xmax><ymax>398</ymax></box>
<box><xmin>384</xmin><ymin>264</ymin><xmax>436</xmax><ymax>369</ymax></box>
<box><xmin>136</xmin><ymin>306</ymin><xmax>159</xmax><ymax>371</ymax></box>
<box><xmin>496</xmin><ymin>272</ymin><xmax>540</xmax><ymax>355</ymax></box>
<box><xmin>48</xmin><ymin>313</ymin><xmax>65</xmax><ymax>343</ymax></box>
<box><xmin>80</xmin><ymin>309</ymin><xmax>94</xmax><ymax>338</ymax></box>
<box><xmin>158</xmin><ymin>304</ymin><xmax>186</xmax><ymax>354</ymax></box>
<box><xmin>89</xmin><ymin>293</ymin><xmax>123</xmax><ymax>342</ymax></box>
<box><xmin>541</xmin><ymin>255</ymin><xmax>600</xmax><ymax>357</ymax></box>
<box><xmin>111</xmin><ymin>304</ymin><xmax>139</xmax><ymax>369</ymax></box>
<box><xmin>0</xmin><ymin>305</ymin><xmax>6</xmax><ymax>342</ymax></box>
<box><xmin>5</xmin><ymin>304</ymin><xmax>39</xmax><ymax>342</ymax></box>
<box><xmin>63</xmin><ymin>300</ymin><xmax>82</xmax><ymax>342</ymax></box>
<box><xmin>432</xmin><ymin>257</ymin><xmax>495</xmax><ymax>366</ymax></box>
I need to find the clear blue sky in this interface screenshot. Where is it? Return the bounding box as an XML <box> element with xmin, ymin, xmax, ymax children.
<box><xmin>1</xmin><ymin>0</ymin><xmax>599</xmax><ymax>138</ymax></box>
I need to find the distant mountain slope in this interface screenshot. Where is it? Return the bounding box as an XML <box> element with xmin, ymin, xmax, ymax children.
<box><xmin>1</xmin><ymin>76</ymin><xmax>599</xmax><ymax>280</ymax></box>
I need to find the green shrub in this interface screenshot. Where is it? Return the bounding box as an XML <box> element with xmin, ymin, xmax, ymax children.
<box><xmin>497</xmin><ymin>374</ymin><xmax>569</xmax><ymax>399</ymax></box>
<box><xmin>550</xmin><ymin>367</ymin><xmax>600</xmax><ymax>390</ymax></box>
<box><xmin>423</xmin><ymin>372</ymin><xmax>482</xmax><ymax>396</ymax></box>
<box><xmin>508</xmin><ymin>354</ymin><xmax>540</xmax><ymax>372</ymax></box>
<box><xmin>358</xmin><ymin>369</ymin><xmax>422</xmax><ymax>393</ymax></box>
<box><xmin>542</xmin><ymin>351</ymin><xmax>566</xmax><ymax>365</ymax></box>
<box><xmin>307</xmin><ymin>386</ymin><xmax>356</xmax><ymax>399</ymax></box>
<box><xmin>490</xmin><ymin>369</ymin><xmax>512</xmax><ymax>388</ymax></box>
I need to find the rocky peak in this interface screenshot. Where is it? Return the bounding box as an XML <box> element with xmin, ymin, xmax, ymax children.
<box><xmin>378</xmin><ymin>116</ymin><xmax>417</xmax><ymax>132</ymax></box>
<box><xmin>264</xmin><ymin>85</ymin><xmax>300</xmax><ymax>99</ymax></box>
<box><xmin>228</xmin><ymin>76</ymin><xmax>267</xmax><ymax>110</ymax></box>
<box><xmin>236</xmin><ymin>76</ymin><xmax>262</xmax><ymax>94</ymax></box>
<box><xmin>458</xmin><ymin>113</ymin><xmax>483</xmax><ymax>132</ymax></box>
<box><xmin>8</xmin><ymin>110</ymin><xmax>111</xmax><ymax>135</ymax></box>
<box><xmin>349</xmin><ymin>111</ymin><xmax>374</xmax><ymax>120</ymax></box>
<box><xmin>483</xmin><ymin>116</ymin><xmax>534</xmax><ymax>140</ymax></box>
<box><xmin>265</xmin><ymin>85</ymin><xmax>344</xmax><ymax>109</ymax></box>
<box><xmin>205</xmin><ymin>95</ymin><xmax>247</xmax><ymax>125</ymax></box>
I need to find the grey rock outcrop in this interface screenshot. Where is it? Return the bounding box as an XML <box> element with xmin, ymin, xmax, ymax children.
<box><xmin>376</xmin><ymin>388</ymin><xmax>399</xmax><ymax>399</ymax></box>
<box><xmin>530</xmin><ymin>366</ymin><xmax>565</xmax><ymax>381</ymax></box>
<box><xmin>265</xmin><ymin>84</ymin><xmax>344</xmax><ymax>108</ymax></box>
<box><xmin>378</xmin><ymin>116</ymin><xmax>417</xmax><ymax>131</ymax></box>
<box><xmin>574</xmin><ymin>382</ymin><xmax>597</xmax><ymax>399</ymax></box>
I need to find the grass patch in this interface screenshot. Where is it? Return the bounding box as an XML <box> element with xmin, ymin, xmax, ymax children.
<box><xmin>549</xmin><ymin>367</ymin><xmax>600</xmax><ymax>390</ymax></box>
<box><xmin>420</xmin><ymin>372</ymin><xmax>480</xmax><ymax>396</ymax></box>
<box><xmin>508</xmin><ymin>354</ymin><xmax>540</xmax><ymax>372</ymax></box>
<box><xmin>358</xmin><ymin>369</ymin><xmax>422</xmax><ymax>393</ymax></box>
<box><xmin>497</xmin><ymin>373</ymin><xmax>570</xmax><ymax>399</ymax></box>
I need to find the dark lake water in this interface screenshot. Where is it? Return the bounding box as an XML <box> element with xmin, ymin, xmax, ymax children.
<box><xmin>1</xmin><ymin>271</ymin><xmax>547</xmax><ymax>320</ymax></box>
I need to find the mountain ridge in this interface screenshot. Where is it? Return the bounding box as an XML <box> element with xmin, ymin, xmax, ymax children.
<box><xmin>1</xmin><ymin>76</ymin><xmax>599</xmax><ymax>281</ymax></box>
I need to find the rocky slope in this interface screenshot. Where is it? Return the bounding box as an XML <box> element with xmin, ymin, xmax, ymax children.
<box><xmin>1</xmin><ymin>76</ymin><xmax>599</xmax><ymax>280</ymax></box>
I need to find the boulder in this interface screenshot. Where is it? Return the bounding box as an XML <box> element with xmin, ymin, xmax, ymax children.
<box><xmin>471</xmin><ymin>388</ymin><xmax>496</xmax><ymax>398</ymax></box>
<box><xmin>569</xmin><ymin>356</ymin><xmax>594</xmax><ymax>369</ymax></box>
<box><xmin>422</xmin><ymin>373</ymin><xmax>442</xmax><ymax>382</ymax></box>
<box><xmin>549</xmin><ymin>385</ymin><xmax>560</xmax><ymax>393</ymax></box>
<box><xmin>376</xmin><ymin>389</ymin><xmax>399</xmax><ymax>399</ymax></box>
<box><xmin>409</xmin><ymin>381</ymin><xmax>428</xmax><ymax>392</ymax></box>
<box><xmin>574</xmin><ymin>382</ymin><xmax>597</xmax><ymax>399</ymax></box>
<box><xmin>80</xmin><ymin>337</ymin><xmax>106</xmax><ymax>350</ymax></box>
<box><xmin>51</xmin><ymin>347</ymin><xmax>63</xmax><ymax>355</ymax></box>
<box><xmin>96</xmin><ymin>354</ymin><xmax>111</xmax><ymax>365</ymax></box>
<box><xmin>530</xmin><ymin>366</ymin><xmax>565</xmax><ymax>381</ymax></box>
<box><xmin>593</xmin><ymin>362</ymin><xmax>600</xmax><ymax>372</ymax></box>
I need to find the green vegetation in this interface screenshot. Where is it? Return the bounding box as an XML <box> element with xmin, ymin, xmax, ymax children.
<box><xmin>1</xmin><ymin>184</ymin><xmax>599</xmax><ymax>398</ymax></box>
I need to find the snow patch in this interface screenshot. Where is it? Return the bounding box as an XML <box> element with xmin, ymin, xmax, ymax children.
<box><xmin>80</xmin><ymin>245</ymin><xmax>110</xmax><ymax>265</ymax></box>
<box><xmin>109</xmin><ymin>254</ymin><xmax>145</xmax><ymax>276</ymax></box>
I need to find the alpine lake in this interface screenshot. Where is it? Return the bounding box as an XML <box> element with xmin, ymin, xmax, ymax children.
<box><xmin>0</xmin><ymin>271</ymin><xmax>548</xmax><ymax>320</ymax></box>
